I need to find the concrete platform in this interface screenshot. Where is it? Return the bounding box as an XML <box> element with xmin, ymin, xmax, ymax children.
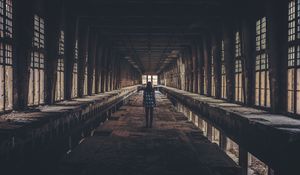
<box><xmin>159</xmin><ymin>86</ymin><xmax>300</xmax><ymax>174</ymax></box>
<box><xmin>59</xmin><ymin>92</ymin><xmax>239</xmax><ymax>175</ymax></box>
<box><xmin>0</xmin><ymin>86</ymin><xmax>137</xmax><ymax>172</ymax></box>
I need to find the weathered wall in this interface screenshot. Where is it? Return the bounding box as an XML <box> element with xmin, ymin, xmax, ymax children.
<box><xmin>120</xmin><ymin>59</ymin><xmax>141</xmax><ymax>88</ymax></box>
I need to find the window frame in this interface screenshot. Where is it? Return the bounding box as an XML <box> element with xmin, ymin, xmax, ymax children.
<box><xmin>0</xmin><ymin>0</ymin><xmax>13</xmax><ymax>113</ymax></box>
<box><xmin>55</xmin><ymin>30</ymin><xmax>65</xmax><ymax>102</ymax></box>
<box><xmin>211</xmin><ymin>49</ymin><xmax>216</xmax><ymax>97</ymax></box>
<box><xmin>221</xmin><ymin>40</ymin><xmax>227</xmax><ymax>99</ymax></box>
<box><xmin>287</xmin><ymin>0</ymin><xmax>300</xmax><ymax>116</ymax></box>
<box><xmin>72</xmin><ymin>40</ymin><xmax>78</xmax><ymax>98</ymax></box>
<box><xmin>255</xmin><ymin>17</ymin><xmax>270</xmax><ymax>108</ymax></box>
<box><xmin>28</xmin><ymin>14</ymin><xmax>45</xmax><ymax>107</ymax></box>
<box><xmin>235</xmin><ymin>31</ymin><xmax>244</xmax><ymax>103</ymax></box>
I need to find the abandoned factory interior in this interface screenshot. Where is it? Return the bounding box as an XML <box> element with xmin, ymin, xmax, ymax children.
<box><xmin>0</xmin><ymin>0</ymin><xmax>300</xmax><ymax>175</ymax></box>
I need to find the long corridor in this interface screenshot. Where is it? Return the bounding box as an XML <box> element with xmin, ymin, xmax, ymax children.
<box><xmin>58</xmin><ymin>92</ymin><xmax>239</xmax><ymax>175</ymax></box>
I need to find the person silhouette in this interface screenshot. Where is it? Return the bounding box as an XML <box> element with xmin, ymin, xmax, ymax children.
<box><xmin>143</xmin><ymin>82</ymin><xmax>156</xmax><ymax>128</ymax></box>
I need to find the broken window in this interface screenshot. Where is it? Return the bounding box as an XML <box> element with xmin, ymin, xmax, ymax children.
<box><xmin>28</xmin><ymin>15</ymin><xmax>45</xmax><ymax>106</ymax></box>
<box><xmin>212</xmin><ymin>127</ymin><xmax>220</xmax><ymax>145</ymax></box>
<box><xmin>225</xmin><ymin>138</ymin><xmax>239</xmax><ymax>164</ymax></box>
<box><xmin>287</xmin><ymin>0</ymin><xmax>300</xmax><ymax>114</ymax></box>
<box><xmin>248</xmin><ymin>153</ymin><xmax>269</xmax><ymax>175</ymax></box>
<box><xmin>235</xmin><ymin>32</ymin><xmax>244</xmax><ymax>103</ymax></box>
<box><xmin>72</xmin><ymin>40</ymin><xmax>78</xmax><ymax>98</ymax></box>
<box><xmin>0</xmin><ymin>0</ymin><xmax>13</xmax><ymax>112</ymax></box>
<box><xmin>199</xmin><ymin>119</ymin><xmax>208</xmax><ymax>137</ymax></box>
<box><xmin>55</xmin><ymin>30</ymin><xmax>65</xmax><ymax>101</ymax></box>
<box><xmin>221</xmin><ymin>40</ymin><xmax>227</xmax><ymax>99</ymax></box>
<box><xmin>255</xmin><ymin>17</ymin><xmax>270</xmax><ymax>108</ymax></box>
<box><xmin>211</xmin><ymin>50</ymin><xmax>216</xmax><ymax>97</ymax></box>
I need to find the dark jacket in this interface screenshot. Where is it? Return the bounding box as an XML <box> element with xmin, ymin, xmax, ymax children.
<box><xmin>143</xmin><ymin>88</ymin><xmax>156</xmax><ymax>107</ymax></box>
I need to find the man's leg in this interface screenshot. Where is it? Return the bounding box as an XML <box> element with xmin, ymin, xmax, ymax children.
<box><xmin>145</xmin><ymin>107</ymin><xmax>149</xmax><ymax>128</ymax></box>
<box><xmin>149</xmin><ymin>107</ymin><xmax>154</xmax><ymax>128</ymax></box>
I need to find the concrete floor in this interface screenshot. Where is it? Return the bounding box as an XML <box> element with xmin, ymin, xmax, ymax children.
<box><xmin>58</xmin><ymin>92</ymin><xmax>239</xmax><ymax>175</ymax></box>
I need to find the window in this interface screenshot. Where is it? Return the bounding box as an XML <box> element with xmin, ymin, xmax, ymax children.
<box><xmin>147</xmin><ymin>75</ymin><xmax>152</xmax><ymax>83</ymax></box>
<box><xmin>235</xmin><ymin>32</ymin><xmax>244</xmax><ymax>103</ymax></box>
<box><xmin>221</xmin><ymin>41</ymin><xmax>227</xmax><ymax>99</ymax></box>
<box><xmin>287</xmin><ymin>0</ymin><xmax>300</xmax><ymax>114</ymax></box>
<box><xmin>152</xmin><ymin>75</ymin><xmax>158</xmax><ymax>86</ymax></box>
<box><xmin>28</xmin><ymin>15</ymin><xmax>45</xmax><ymax>106</ymax></box>
<box><xmin>212</xmin><ymin>127</ymin><xmax>220</xmax><ymax>145</ymax></box>
<box><xmin>55</xmin><ymin>30</ymin><xmax>65</xmax><ymax>101</ymax></box>
<box><xmin>248</xmin><ymin>153</ymin><xmax>269</xmax><ymax>175</ymax></box>
<box><xmin>142</xmin><ymin>75</ymin><xmax>158</xmax><ymax>86</ymax></box>
<box><xmin>0</xmin><ymin>0</ymin><xmax>13</xmax><ymax>112</ymax></box>
<box><xmin>255</xmin><ymin>17</ymin><xmax>270</xmax><ymax>108</ymax></box>
<box><xmin>225</xmin><ymin>138</ymin><xmax>239</xmax><ymax>164</ymax></box>
<box><xmin>211</xmin><ymin>50</ymin><xmax>216</xmax><ymax>97</ymax></box>
<box><xmin>142</xmin><ymin>75</ymin><xmax>147</xmax><ymax>84</ymax></box>
<box><xmin>72</xmin><ymin>40</ymin><xmax>78</xmax><ymax>98</ymax></box>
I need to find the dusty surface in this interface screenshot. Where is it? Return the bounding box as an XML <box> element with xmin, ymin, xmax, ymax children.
<box><xmin>59</xmin><ymin>92</ymin><xmax>239</xmax><ymax>175</ymax></box>
<box><xmin>160</xmin><ymin>86</ymin><xmax>300</xmax><ymax>174</ymax></box>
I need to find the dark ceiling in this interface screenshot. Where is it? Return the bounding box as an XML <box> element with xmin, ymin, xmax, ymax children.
<box><xmin>69</xmin><ymin>0</ymin><xmax>255</xmax><ymax>74</ymax></box>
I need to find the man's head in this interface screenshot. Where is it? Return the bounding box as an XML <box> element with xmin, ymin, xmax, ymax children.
<box><xmin>146</xmin><ymin>81</ymin><xmax>152</xmax><ymax>89</ymax></box>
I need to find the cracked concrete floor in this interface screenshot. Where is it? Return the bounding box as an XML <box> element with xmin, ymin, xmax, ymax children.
<box><xmin>58</xmin><ymin>92</ymin><xmax>239</xmax><ymax>175</ymax></box>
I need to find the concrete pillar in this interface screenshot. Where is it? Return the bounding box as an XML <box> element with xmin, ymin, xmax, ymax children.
<box><xmin>95</xmin><ymin>44</ymin><xmax>103</xmax><ymax>94</ymax></box>
<box><xmin>104</xmin><ymin>48</ymin><xmax>109</xmax><ymax>92</ymax></box>
<box><xmin>100</xmin><ymin>47</ymin><xmax>108</xmax><ymax>93</ymax></box>
<box><xmin>241</xmin><ymin>18</ymin><xmax>256</xmax><ymax>106</ymax></box>
<box><xmin>267</xmin><ymin>0</ymin><xmax>288</xmax><ymax>113</ymax></box>
<box><xmin>44</xmin><ymin>0</ymin><xmax>63</xmax><ymax>104</ymax></box>
<box><xmin>14</xmin><ymin>0</ymin><xmax>34</xmax><ymax>109</ymax></box>
<box><xmin>239</xmin><ymin>146</ymin><xmax>248</xmax><ymax>175</ymax></box>
<box><xmin>192</xmin><ymin>44</ymin><xmax>198</xmax><ymax>93</ymax></box>
<box><xmin>110</xmin><ymin>53</ymin><xmax>114</xmax><ymax>90</ymax></box>
<box><xmin>64</xmin><ymin>13</ymin><xmax>78</xmax><ymax>100</ymax></box>
<box><xmin>207</xmin><ymin>123</ymin><xmax>213</xmax><ymax>141</ymax></box>
<box><xmin>107</xmin><ymin>49</ymin><xmax>112</xmax><ymax>91</ymax></box>
<box><xmin>203</xmin><ymin>35</ymin><xmax>212</xmax><ymax>96</ymax></box>
<box><xmin>77</xmin><ymin>23</ymin><xmax>89</xmax><ymax>97</ymax></box>
<box><xmin>212</xmin><ymin>31</ymin><xmax>222</xmax><ymax>99</ymax></box>
<box><xmin>188</xmin><ymin>48</ymin><xmax>193</xmax><ymax>92</ymax></box>
<box><xmin>87</xmin><ymin>30</ymin><xmax>97</xmax><ymax>96</ymax></box>
<box><xmin>223</xmin><ymin>22</ymin><xmax>235</xmax><ymax>102</ymax></box>
<box><xmin>219</xmin><ymin>133</ymin><xmax>227</xmax><ymax>151</ymax></box>
<box><xmin>197</xmin><ymin>42</ymin><xmax>205</xmax><ymax>95</ymax></box>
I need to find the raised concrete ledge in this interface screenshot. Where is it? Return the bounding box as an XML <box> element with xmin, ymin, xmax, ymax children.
<box><xmin>59</xmin><ymin>92</ymin><xmax>240</xmax><ymax>175</ymax></box>
<box><xmin>0</xmin><ymin>86</ymin><xmax>137</xmax><ymax>163</ymax></box>
<box><xmin>159</xmin><ymin>86</ymin><xmax>300</xmax><ymax>174</ymax></box>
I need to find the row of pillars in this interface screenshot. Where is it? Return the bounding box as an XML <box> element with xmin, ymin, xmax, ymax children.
<box><xmin>12</xmin><ymin>0</ymin><xmax>140</xmax><ymax>110</ymax></box>
<box><xmin>160</xmin><ymin>0</ymin><xmax>287</xmax><ymax>114</ymax></box>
